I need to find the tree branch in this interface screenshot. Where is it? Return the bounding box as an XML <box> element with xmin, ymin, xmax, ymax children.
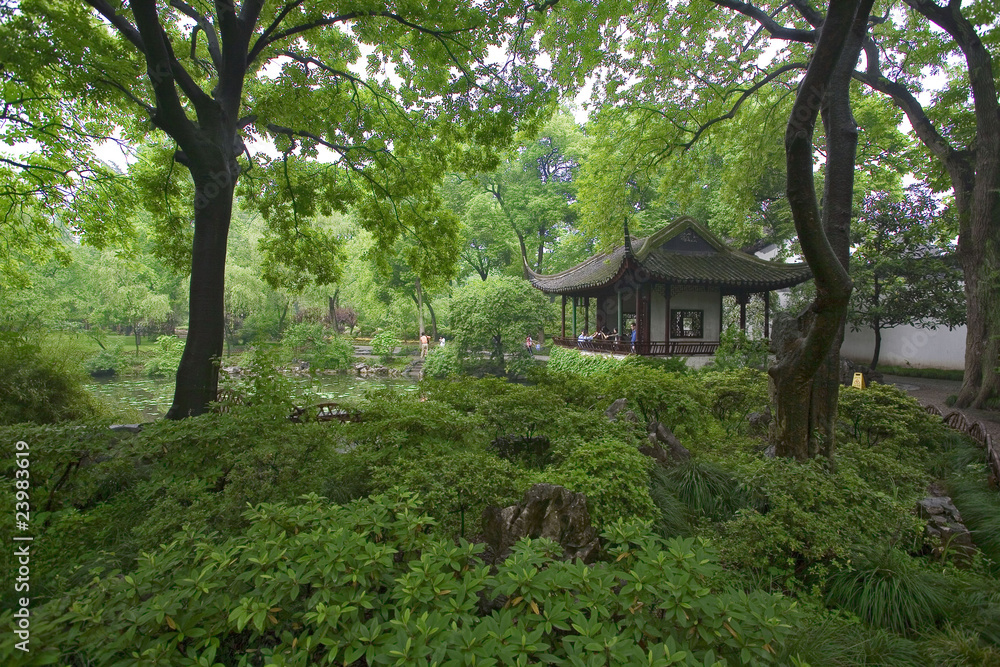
<box><xmin>127</xmin><ymin>0</ymin><xmax>208</xmax><ymax>144</ymax></box>
<box><xmin>170</xmin><ymin>0</ymin><xmax>222</xmax><ymax>69</ymax></box>
<box><xmin>710</xmin><ymin>0</ymin><xmax>816</xmax><ymax>43</ymax></box>
<box><xmin>853</xmin><ymin>39</ymin><xmax>958</xmax><ymax>165</ymax></box>
<box><xmin>249</xmin><ymin>10</ymin><xmax>359</xmax><ymax>63</ymax></box>
<box><xmin>82</xmin><ymin>0</ymin><xmax>146</xmax><ymax>52</ymax></box>
<box><xmin>681</xmin><ymin>62</ymin><xmax>807</xmax><ymax>149</ymax></box>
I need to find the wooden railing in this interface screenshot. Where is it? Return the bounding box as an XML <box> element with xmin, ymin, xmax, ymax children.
<box><xmin>551</xmin><ymin>337</ymin><xmax>720</xmax><ymax>356</ymax></box>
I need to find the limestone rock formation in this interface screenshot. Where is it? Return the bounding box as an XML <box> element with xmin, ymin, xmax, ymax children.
<box><xmin>480</xmin><ymin>484</ymin><xmax>600</xmax><ymax>564</ymax></box>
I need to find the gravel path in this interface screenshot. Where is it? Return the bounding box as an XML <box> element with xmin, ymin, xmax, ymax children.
<box><xmin>881</xmin><ymin>373</ymin><xmax>1000</xmax><ymax>443</ymax></box>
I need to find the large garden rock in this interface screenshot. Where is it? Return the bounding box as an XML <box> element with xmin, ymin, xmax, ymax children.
<box><xmin>642</xmin><ymin>421</ymin><xmax>691</xmax><ymax>465</ymax></box>
<box><xmin>480</xmin><ymin>484</ymin><xmax>600</xmax><ymax>564</ymax></box>
<box><xmin>917</xmin><ymin>484</ymin><xmax>976</xmax><ymax>563</ymax></box>
<box><xmin>604</xmin><ymin>398</ymin><xmax>638</xmax><ymax>423</ymax></box>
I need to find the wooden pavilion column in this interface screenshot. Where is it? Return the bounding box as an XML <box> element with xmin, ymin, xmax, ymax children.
<box><xmin>616</xmin><ymin>290</ymin><xmax>623</xmax><ymax>342</ymax></box>
<box><xmin>665</xmin><ymin>283</ymin><xmax>671</xmax><ymax>351</ymax></box>
<box><xmin>561</xmin><ymin>295</ymin><xmax>566</xmax><ymax>338</ymax></box>
<box><xmin>584</xmin><ymin>297</ymin><xmax>589</xmax><ymax>334</ymax></box>
<box><xmin>572</xmin><ymin>297</ymin><xmax>577</xmax><ymax>337</ymax></box>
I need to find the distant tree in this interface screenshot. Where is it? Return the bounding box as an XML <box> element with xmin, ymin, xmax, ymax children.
<box><xmin>848</xmin><ymin>186</ymin><xmax>965</xmax><ymax>369</ymax></box>
<box><xmin>93</xmin><ymin>255</ymin><xmax>172</xmax><ymax>354</ymax></box>
<box><xmin>449</xmin><ymin>276</ymin><xmax>551</xmax><ymax>374</ymax></box>
<box><xmin>7</xmin><ymin>1</ymin><xmax>551</xmax><ymax>418</ymax></box>
<box><xmin>475</xmin><ymin>113</ymin><xmax>587</xmax><ymax>273</ymax></box>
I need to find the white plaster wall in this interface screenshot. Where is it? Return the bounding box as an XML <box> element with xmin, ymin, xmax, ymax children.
<box><xmin>841</xmin><ymin>324</ymin><xmax>966</xmax><ymax>370</ymax></box>
<box><xmin>650</xmin><ymin>288</ymin><xmax>667</xmax><ymax>341</ymax></box>
<box><xmin>668</xmin><ymin>287</ymin><xmax>721</xmax><ymax>341</ymax></box>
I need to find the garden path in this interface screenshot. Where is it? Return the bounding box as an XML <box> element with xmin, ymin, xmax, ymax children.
<box><xmin>881</xmin><ymin>374</ymin><xmax>1000</xmax><ymax>444</ymax></box>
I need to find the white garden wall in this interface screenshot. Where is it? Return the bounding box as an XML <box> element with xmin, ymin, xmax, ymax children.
<box><xmin>841</xmin><ymin>324</ymin><xmax>966</xmax><ymax>370</ymax></box>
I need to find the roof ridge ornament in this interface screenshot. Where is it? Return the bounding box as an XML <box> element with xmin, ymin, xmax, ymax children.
<box><xmin>624</xmin><ymin>218</ymin><xmax>634</xmax><ymax>258</ymax></box>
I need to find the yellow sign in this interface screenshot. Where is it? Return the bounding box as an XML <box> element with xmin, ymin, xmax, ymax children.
<box><xmin>852</xmin><ymin>372</ymin><xmax>865</xmax><ymax>389</ymax></box>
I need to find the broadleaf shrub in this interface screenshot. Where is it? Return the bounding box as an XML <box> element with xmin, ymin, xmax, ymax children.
<box><xmin>370</xmin><ymin>329</ymin><xmax>400</xmax><ymax>362</ymax></box>
<box><xmin>545</xmin><ymin>436</ymin><xmax>657</xmax><ymax>528</ymax></box>
<box><xmin>142</xmin><ymin>335</ymin><xmax>185</xmax><ymax>377</ymax></box>
<box><xmin>0</xmin><ymin>336</ymin><xmax>108</xmax><ymax>425</ymax></box>
<box><xmin>422</xmin><ymin>343</ymin><xmax>461</xmax><ymax>378</ymax></box>
<box><xmin>281</xmin><ymin>322</ymin><xmax>354</xmax><ymax>370</ymax></box>
<box><xmin>4</xmin><ymin>494</ymin><xmax>802</xmax><ymax>667</ymax></box>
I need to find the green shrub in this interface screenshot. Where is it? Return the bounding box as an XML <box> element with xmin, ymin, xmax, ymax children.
<box><xmin>545</xmin><ymin>436</ymin><xmax>657</xmax><ymax>528</ymax></box>
<box><xmin>84</xmin><ymin>343</ymin><xmax>128</xmax><ymax>377</ymax></box>
<box><xmin>718</xmin><ymin>447</ymin><xmax>926</xmax><ymax>572</ymax></box>
<box><xmin>698</xmin><ymin>368</ymin><xmax>770</xmax><ymax>436</ymax></box>
<box><xmin>545</xmin><ymin>345</ymin><xmax>688</xmax><ymax>376</ymax></box>
<box><xmin>142</xmin><ymin>335</ymin><xmax>185</xmax><ymax>377</ymax></box>
<box><xmin>7</xmin><ymin>494</ymin><xmax>801</xmax><ymax>667</ymax></box>
<box><xmin>370</xmin><ymin>445</ymin><xmax>527</xmax><ymax>537</ymax></box>
<box><xmin>422</xmin><ymin>343</ymin><xmax>461</xmax><ymax>378</ymax></box>
<box><xmin>825</xmin><ymin>546</ymin><xmax>950</xmax><ymax>634</ymax></box>
<box><xmin>603</xmin><ymin>365</ymin><xmax>714</xmax><ymax>442</ymax></box>
<box><xmin>370</xmin><ymin>328</ymin><xmax>400</xmax><ymax>362</ymax></box>
<box><xmin>281</xmin><ymin>322</ymin><xmax>354</xmax><ymax>370</ymax></box>
<box><xmin>838</xmin><ymin>383</ymin><xmax>944</xmax><ymax>448</ymax></box>
<box><xmin>0</xmin><ymin>336</ymin><xmax>108</xmax><ymax>425</ymax></box>
<box><xmin>712</xmin><ymin>325</ymin><xmax>769</xmax><ymax>370</ymax></box>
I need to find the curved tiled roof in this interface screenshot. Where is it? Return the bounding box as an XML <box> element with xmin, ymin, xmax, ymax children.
<box><xmin>527</xmin><ymin>217</ymin><xmax>812</xmax><ymax>294</ymax></box>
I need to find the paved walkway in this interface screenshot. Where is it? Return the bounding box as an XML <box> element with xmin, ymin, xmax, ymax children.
<box><xmin>881</xmin><ymin>374</ymin><xmax>1000</xmax><ymax>443</ymax></box>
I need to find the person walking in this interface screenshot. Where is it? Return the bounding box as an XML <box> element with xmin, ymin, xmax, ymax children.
<box><xmin>419</xmin><ymin>332</ymin><xmax>429</xmax><ymax>358</ymax></box>
<box><xmin>630</xmin><ymin>323</ymin><xmax>637</xmax><ymax>354</ymax></box>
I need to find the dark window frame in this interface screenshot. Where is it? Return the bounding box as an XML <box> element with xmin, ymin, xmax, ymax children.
<box><xmin>670</xmin><ymin>309</ymin><xmax>704</xmax><ymax>338</ymax></box>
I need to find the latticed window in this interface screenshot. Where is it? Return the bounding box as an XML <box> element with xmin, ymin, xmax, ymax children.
<box><xmin>671</xmin><ymin>309</ymin><xmax>703</xmax><ymax>338</ymax></box>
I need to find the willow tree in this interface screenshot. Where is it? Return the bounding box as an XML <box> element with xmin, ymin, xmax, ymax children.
<box><xmin>8</xmin><ymin>0</ymin><xmax>551</xmax><ymax>417</ymax></box>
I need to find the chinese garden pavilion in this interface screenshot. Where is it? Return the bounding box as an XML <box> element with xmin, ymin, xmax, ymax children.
<box><xmin>526</xmin><ymin>216</ymin><xmax>813</xmax><ymax>356</ymax></box>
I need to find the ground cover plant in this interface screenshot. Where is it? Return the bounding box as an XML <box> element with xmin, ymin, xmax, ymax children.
<box><xmin>2</xmin><ymin>357</ymin><xmax>999</xmax><ymax>664</ymax></box>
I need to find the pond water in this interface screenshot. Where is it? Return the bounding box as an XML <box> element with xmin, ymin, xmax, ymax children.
<box><xmin>87</xmin><ymin>372</ymin><xmax>419</xmax><ymax>421</ymax></box>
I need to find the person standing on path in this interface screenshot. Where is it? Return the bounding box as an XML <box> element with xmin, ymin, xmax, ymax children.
<box><xmin>630</xmin><ymin>323</ymin><xmax>637</xmax><ymax>353</ymax></box>
<box><xmin>419</xmin><ymin>332</ymin><xmax>429</xmax><ymax>358</ymax></box>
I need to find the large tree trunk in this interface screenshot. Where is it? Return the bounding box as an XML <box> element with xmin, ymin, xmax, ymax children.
<box><xmin>870</xmin><ymin>0</ymin><xmax>1000</xmax><ymax>409</ymax></box>
<box><xmin>536</xmin><ymin>225</ymin><xmax>545</xmax><ymax>272</ymax></box>
<box><xmin>769</xmin><ymin>0</ymin><xmax>869</xmax><ymax>460</ymax></box>
<box><xmin>166</xmin><ymin>174</ymin><xmax>235</xmax><ymax>419</ymax></box>
<box><xmin>955</xmin><ymin>163</ymin><xmax>1000</xmax><ymax>407</ymax></box>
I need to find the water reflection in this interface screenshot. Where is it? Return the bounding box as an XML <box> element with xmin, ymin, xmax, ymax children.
<box><xmin>88</xmin><ymin>373</ymin><xmax>419</xmax><ymax>421</ymax></box>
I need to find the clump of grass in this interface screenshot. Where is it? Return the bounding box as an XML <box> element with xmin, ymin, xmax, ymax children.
<box><xmin>780</xmin><ymin>613</ymin><xmax>921</xmax><ymax>666</ymax></box>
<box><xmin>825</xmin><ymin>546</ymin><xmax>950</xmax><ymax>634</ymax></box>
<box><xmin>946</xmin><ymin>394</ymin><xmax>958</xmax><ymax>407</ymax></box>
<box><xmin>661</xmin><ymin>458</ymin><xmax>757</xmax><ymax>522</ymax></box>
<box><xmin>948</xmin><ymin>476</ymin><xmax>1000</xmax><ymax>571</ymax></box>
<box><xmin>921</xmin><ymin>625</ymin><xmax>1000</xmax><ymax>666</ymax></box>
<box><xmin>648</xmin><ymin>466</ymin><xmax>692</xmax><ymax>538</ymax></box>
